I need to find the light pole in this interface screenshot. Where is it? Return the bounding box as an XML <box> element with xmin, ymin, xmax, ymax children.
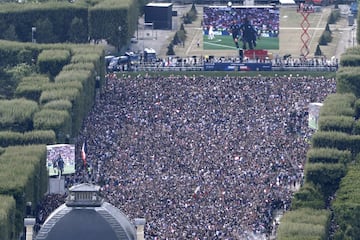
<box><xmin>118</xmin><ymin>26</ymin><xmax>122</xmax><ymax>53</ymax></box>
<box><xmin>353</xmin><ymin>26</ymin><xmax>356</xmax><ymax>47</ymax></box>
<box><xmin>31</xmin><ymin>27</ymin><xmax>36</xmax><ymax>43</ymax></box>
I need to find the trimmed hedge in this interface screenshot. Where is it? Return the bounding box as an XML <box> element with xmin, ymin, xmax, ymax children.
<box><xmin>305</xmin><ymin>163</ymin><xmax>346</xmax><ymax>199</ymax></box>
<box><xmin>0</xmin><ymin>145</ymin><xmax>48</xmax><ymax>235</ymax></box>
<box><xmin>320</xmin><ymin>93</ymin><xmax>356</xmax><ymax>117</ymax></box>
<box><xmin>39</xmin><ymin>87</ymin><xmax>80</xmax><ymax>105</ymax></box>
<box><xmin>277</xmin><ymin>208</ymin><xmax>330</xmax><ymax>240</ymax></box>
<box><xmin>340</xmin><ymin>53</ymin><xmax>360</xmax><ymax>67</ymax></box>
<box><xmin>33</xmin><ymin>109</ymin><xmax>71</xmax><ymax>142</ymax></box>
<box><xmin>307</xmin><ymin>148</ymin><xmax>352</xmax><ymax>164</ymax></box>
<box><xmin>0</xmin><ymin>195</ymin><xmax>16</xmax><ymax>240</ymax></box>
<box><xmin>0</xmin><ymin>130</ymin><xmax>56</xmax><ymax>147</ymax></box>
<box><xmin>42</xmin><ymin>100</ymin><xmax>73</xmax><ymax>111</ymax></box>
<box><xmin>332</xmin><ymin>165</ymin><xmax>360</xmax><ymax>239</ymax></box>
<box><xmin>15</xmin><ymin>75</ymin><xmax>50</xmax><ymax>102</ymax></box>
<box><xmin>0</xmin><ymin>98</ymin><xmax>39</xmax><ymax>132</ymax></box>
<box><xmin>62</xmin><ymin>62</ymin><xmax>95</xmax><ymax>71</ymax></box>
<box><xmin>336</xmin><ymin>67</ymin><xmax>360</xmax><ymax>98</ymax></box>
<box><xmin>318</xmin><ymin>115</ymin><xmax>355</xmax><ymax>134</ymax></box>
<box><xmin>291</xmin><ymin>183</ymin><xmax>325</xmax><ymax>210</ymax></box>
<box><xmin>311</xmin><ymin>131</ymin><xmax>351</xmax><ymax>151</ymax></box>
<box><xmin>88</xmin><ymin>0</ymin><xmax>139</xmax><ymax>51</ymax></box>
<box><xmin>37</xmin><ymin>49</ymin><xmax>71</xmax><ymax>78</ymax></box>
<box><xmin>0</xmin><ymin>2</ymin><xmax>89</xmax><ymax>43</ymax></box>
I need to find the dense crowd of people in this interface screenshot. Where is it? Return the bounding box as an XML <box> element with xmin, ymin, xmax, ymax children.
<box><xmin>37</xmin><ymin>73</ymin><xmax>336</xmax><ymax>239</ymax></box>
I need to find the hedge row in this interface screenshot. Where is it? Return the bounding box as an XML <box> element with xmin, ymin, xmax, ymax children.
<box><xmin>277</xmin><ymin>208</ymin><xmax>330</xmax><ymax>240</ymax></box>
<box><xmin>0</xmin><ymin>42</ymin><xmax>104</xmax><ymax>141</ymax></box>
<box><xmin>15</xmin><ymin>75</ymin><xmax>50</xmax><ymax>102</ymax></box>
<box><xmin>320</xmin><ymin>93</ymin><xmax>356</xmax><ymax>117</ymax></box>
<box><xmin>0</xmin><ymin>41</ymin><xmax>104</xmax><ymax>238</ymax></box>
<box><xmin>332</xmin><ymin>165</ymin><xmax>360</xmax><ymax>239</ymax></box>
<box><xmin>305</xmin><ymin>162</ymin><xmax>346</xmax><ymax>199</ymax></box>
<box><xmin>336</xmin><ymin>67</ymin><xmax>360</xmax><ymax>98</ymax></box>
<box><xmin>307</xmin><ymin>148</ymin><xmax>352</xmax><ymax>164</ymax></box>
<box><xmin>318</xmin><ymin>115</ymin><xmax>354</xmax><ymax>134</ymax></box>
<box><xmin>0</xmin><ymin>195</ymin><xmax>16</xmax><ymax>240</ymax></box>
<box><xmin>281</xmin><ymin>91</ymin><xmax>355</xmax><ymax>238</ymax></box>
<box><xmin>37</xmin><ymin>49</ymin><xmax>71</xmax><ymax>78</ymax></box>
<box><xmin>0</xmin><ymin>130</ymin><xmax>56</xmax><ymax>148</ymax></box>
<box><xmin>298</xmin><ymin>64</ymin><xmax>360</xmax><ymax>239</ymax></box>
<box><xmin>0</xmin><ymin>98</ymin><xmax>39</xmax><ymax>132</ymax></box>
<box><xmin>0</xmin><ymin>145</ymin><xmax>48</xmax><ymax>235</ymax></box>
<box><xmin>311</xmin><ymin>131</ymin><xmax>360</xmax><ymax>154</ymax></box>
<box><xmin>291</xmin><ymin>182</ymin><xmax>325</xmax><ymax>210</ymax></box>
<box><xmin>339</xmin><ymin>54</ymin><xmax>360</xmax><ymax>67</ymax></box>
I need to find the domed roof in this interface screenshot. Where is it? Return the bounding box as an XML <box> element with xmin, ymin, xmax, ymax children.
<box><xmin>35</xmin><ymin>183</ymin><xmax>137</xmax><ymax>240</ymax></box>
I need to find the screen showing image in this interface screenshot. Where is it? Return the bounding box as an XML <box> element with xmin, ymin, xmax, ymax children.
<box><xmin>46</xmin><ymin>144</ymin><xmax>75</xmax><ymax>176</ymax></box>
<box><xmin>203</xmin><ymin>5</ymin><xmax>280</xmax><ymax>50</ymax></box>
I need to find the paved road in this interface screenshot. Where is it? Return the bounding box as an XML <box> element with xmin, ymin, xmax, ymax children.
<box><xmin>335</xmin><ymin>23</ymin><xmax>357</xmax><ymax>59</ymax></box>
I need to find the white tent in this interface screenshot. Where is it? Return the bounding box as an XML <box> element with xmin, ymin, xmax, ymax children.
<box><xmin>280</xmin><ymin>0</ymin><xmax>296</xmax><ymax>4</ymax></box>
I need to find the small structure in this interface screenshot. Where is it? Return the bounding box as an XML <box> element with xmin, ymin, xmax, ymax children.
<box><xmin>308</xmin><ymin>102</ymin><xmax>323</xmax><ymax>130</ymax></box>
<box><xmin>35</xmin><ymin>183</ymin><xmax>138</xmax><ymax>240</ymax></box>
<box><xmin>145</xmin><ymin>3</ymin><xmax>173</xmax><ymax>30</ymax></box>
<box><xmin>144</xmin><ymin>48</ymin><xmax>157</xmax><ymax>62</ymax></box>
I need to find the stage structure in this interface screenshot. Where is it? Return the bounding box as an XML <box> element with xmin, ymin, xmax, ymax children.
<box><xmin>145</xmin><ymin>2</ymin><xmax>173</xmax><ymax>30</ymax></box>
<box><xmin>297</xmin><ymin>4</ymin><xmax>315</xmax><ymax>58</ymax></box>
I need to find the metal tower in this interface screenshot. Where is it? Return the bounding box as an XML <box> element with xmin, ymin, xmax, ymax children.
<box><xmin>297</xmin><ymin>5</ymin><xmax>314</xmax><ymax>58</ymax></box>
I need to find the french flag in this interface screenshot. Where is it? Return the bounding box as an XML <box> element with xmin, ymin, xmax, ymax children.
<box><xmin>81</xmin><ymin>142</ymin><xmax>87</xmax><ymax>167</ymax></box>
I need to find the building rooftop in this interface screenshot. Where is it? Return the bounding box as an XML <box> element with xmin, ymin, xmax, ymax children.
<box><xmin>35</xmin><ymin>183</ymin><xmax>137</xmax><ymax>240</ymax></box>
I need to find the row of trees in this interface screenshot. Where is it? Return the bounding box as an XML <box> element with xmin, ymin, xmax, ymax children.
<box><xmin>166</xmin><ymin>3</ymin><xmax>197</xmax><ymax>56</ymax></box>
<box><xmin>0</xmin><ymin>0</ymin><xmax>142</xmax><ymax>52</ymax></box>
<box><xmin>315</xmin><ymin>9</ymin><xmax>341</xmax><ymax>56</ymax></box>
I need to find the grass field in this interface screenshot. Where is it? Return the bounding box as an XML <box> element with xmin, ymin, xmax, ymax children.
<box><xmin>203</xmin><ymin>35</ymin><xmax>279</xmax><ymax>50</ymax></box>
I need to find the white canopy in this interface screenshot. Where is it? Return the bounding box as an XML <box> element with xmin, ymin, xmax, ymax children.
<box><xmin>280</xmin><ymin>0</ymin><xmax>296</xmax><ymax>4</ymax></box>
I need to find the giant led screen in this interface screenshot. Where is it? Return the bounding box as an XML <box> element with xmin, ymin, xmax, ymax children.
<box><xmin>203</xmin><ymin>5</ymin><xmax>280</xmax><ymax>50</ymax></box>
<box><xmin>46</xmin><ymin>144</ymin><xmax>75</xmax><ymax>176</ymax></box>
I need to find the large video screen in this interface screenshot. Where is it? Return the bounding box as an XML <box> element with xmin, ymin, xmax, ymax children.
<box><xmin>46</xmin><ymin>144</ymin><xmax>75</xmax><ymax>176</ymax></box>
<box><xmin>203</xmin><ymin>5</ymin><xmax>279</xmax><ymax>50</ymax></box>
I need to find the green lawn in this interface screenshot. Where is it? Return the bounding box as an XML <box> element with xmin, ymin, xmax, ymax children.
<box><xmin>203</xmin><ymin>35</ymin><xmax>279</xmax><ymax>50</ymax></box>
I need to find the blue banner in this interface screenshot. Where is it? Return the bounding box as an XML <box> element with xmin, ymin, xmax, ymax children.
<box><xmin>203</xmin><ymin>62</ymin><xmax>272</xmax><ymax>71</ymax></box>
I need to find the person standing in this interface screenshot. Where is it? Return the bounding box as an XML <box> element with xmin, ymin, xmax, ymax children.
<box><xmin>240</xmin><ymin>17</ymin><xmax>257</xmax><ymax>50</ymax></box>
<box><xmin>229</xmin><ymin>19</ymin><xmax>241</xmax><ymax>49</ymax></box>
<box><xmin>228</xmin><ymin>18</ymin><xmax>244</xmax><ymax>61</ymax></box>
<box><xmin>56</xmin><ymin>153</ymin><xmax>64</xmax><ymax>176</ymax></box>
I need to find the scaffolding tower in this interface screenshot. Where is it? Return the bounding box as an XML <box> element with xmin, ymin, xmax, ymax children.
<box><xmin>297</xmin><ymin>5</ymin><xmax>314</xmax><ymax>58</ymax></box>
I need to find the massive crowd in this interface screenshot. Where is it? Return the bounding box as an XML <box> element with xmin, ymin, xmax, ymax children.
<box><xmin>38</xmin><ymin>73</ymin><xmax>336</xmax><ymax>239</ymax></box>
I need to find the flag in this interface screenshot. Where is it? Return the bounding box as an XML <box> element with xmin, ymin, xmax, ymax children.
<box><xmin>81</xmin><ymin>142</ymin><xmax>87</xmax><ymax>167</ymax></box>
